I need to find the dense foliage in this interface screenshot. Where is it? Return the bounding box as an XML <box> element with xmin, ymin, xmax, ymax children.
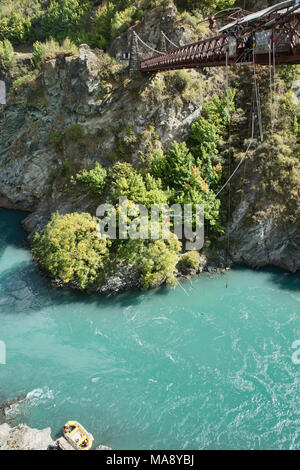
<box><xmin>228</xmin><ymin>64</ymin><xmax>300</xmax><ymax>226</ymax></box>
<box><xmin>32</xmin><ymin>212</ymin><xmax>110</xmax><ymax>289</ymax></box>
<box><xmin>174</xmin><ymin>0</ymin><xmax>235</xmax><ymax>13</ymax></box>
<box><xmin>0</xmin><ymin>8</ymin><xmax>32</xmax><ymax>44</ymax></box>
<box><xmin>178</xmin><ymin>250</ymin><xmax>201</xmax><ymax>270</ymax></box>
<box><xmin>0</xmin><ymin>0</ymin><xmax>239</xmax><ymax>49</ymax></box>
<box><xmin>76</xmin><ymin>162</ymin><xmax>107</xmax><ymax>194</ymax></box>
<box><xmin>32</xmin><ymin>38</ymin><xmax>78</xmax><ymax>64</ymax></box>
<box><xmin>0</xmin><ymin>39</ymin><xmax>14</xmax><ymax>69</ymax></box>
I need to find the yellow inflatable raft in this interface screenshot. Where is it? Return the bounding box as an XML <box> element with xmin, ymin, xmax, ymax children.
<box><xmin>63</xmin><ymin>421</ymin><xmax>94</xmax><ymax>450</ymax></box>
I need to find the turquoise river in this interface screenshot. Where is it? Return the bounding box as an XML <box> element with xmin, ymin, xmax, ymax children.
<box><xmin>0</xmin><ymin>208</ymin><xmax>299</xmax><ymax>450</ymax></box>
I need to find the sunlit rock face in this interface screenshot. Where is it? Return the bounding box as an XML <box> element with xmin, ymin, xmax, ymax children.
<box><xmin>0</xmin><ymin>423</ymin><xmax>55</xmax><ymax>450</ymax></box>
<box><xmin>109</xmin><ymin>4</ymin><xmax>195</xmax><ymax>63</ymax></box>
<box><xmin>0</xmin><ymin>44</ymin><xmax>204</xmax><ymax>234</ymax></box>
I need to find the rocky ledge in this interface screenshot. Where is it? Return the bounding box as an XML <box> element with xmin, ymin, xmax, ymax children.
<box><xmin>0</xmin><ymin>423</ymin><xmax>112</xmax><ymax>451</ymax></box>
<box><xmin>0</xmin><ymin>423</ymin><xmax>55</xmax><ymax>450</ymax></box>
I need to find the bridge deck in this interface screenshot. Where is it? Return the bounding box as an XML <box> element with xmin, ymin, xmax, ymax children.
<box><xmin>140</xmin><ymin>5</ymin><xmax>300</xmax><ymax>72</ymax></box>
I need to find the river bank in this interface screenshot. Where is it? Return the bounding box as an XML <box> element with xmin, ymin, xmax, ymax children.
<box><xmin>0</xmin><ymin>423</ymin><xmax>55</xmax><ymax>450</ymax></box>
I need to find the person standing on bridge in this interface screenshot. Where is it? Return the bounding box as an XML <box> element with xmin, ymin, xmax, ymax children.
<box><xmin>209</xmin><ymin>15</ymin><xmax>217</xmax><ymax>31</ymax></box>
<box><xmin>245</xmin><ymin>34</ymin><xmax>255</xmax><ymax>62</ymax></box>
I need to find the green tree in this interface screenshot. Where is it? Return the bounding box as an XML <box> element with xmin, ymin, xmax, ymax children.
<box><xmin>174</xmin><ymin>0</ymin><xmax>235</xmax><ymax>14</ymax></box>
<box><xmin>140</xmin><ymin>235</ymin><xmax>182</xmax><ymax>289</ymax></box>
<box><xmin>0</xmin><ymin>11</ymin><xmax>32</xmax><ymax>44</ymax></box>
<box><xmin>77</xmin><ymin>162</ymin><xmax>107</xmax><ymax>195</ymax></box>
<box><xmin>151</xmin><ymin>142</ymin><xmax>194</xmax><ymax>191</ymax></box>
<box><xmin>32</xmin><ymin>212</ymin><xmax>110</xmax><ymax>289</ymax></box>
<box><xmin>0</xmin><ymin>39</ymin><xmax>14</xmax><ymax>69</ymax></box>
<box><xmin>178</xmin><ymin>250</ymin><xmax>200</xmax><ymax>270</ymax></box>
<box><xmin>111</xmin><ymin>5</ymin><xmax>137</xmax><ymax>39</ymax></box>
<box><xmin>41</xmin><ymin>0</ymin><xmax>91</xmax><ymax>43</ymax></box>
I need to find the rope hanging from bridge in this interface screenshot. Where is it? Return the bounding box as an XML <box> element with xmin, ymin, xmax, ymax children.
<box><xmin>133</xmin><ymin>31</ymin><xmax>165</xmax><ymax>55</ymax></box>
<box><xmin>161</xmin><ymin>31</ymin><xmax>179</xmax><ymax>49</ymax></box>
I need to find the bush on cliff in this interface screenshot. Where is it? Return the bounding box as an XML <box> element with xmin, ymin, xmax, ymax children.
<box><xmin>32</xmin><ymin>38</ymin><xmax>78</xmax><ymax>65</ymax></box>
<box><xmin>174</xmin><ymin>0</ymin><xmax>235</xmax><ymax>13</ymax></box>
<box><xmin>0</xmin><ymin>10</ymin><xmax>32</xmax><ymax>44</ymax></box>
<box><xmin>32</xmin><ymin>212</ymin><xmax>110</xmax><ymax>289</ymax></box>
<box><xmin>140</xmin><ymin>235</ymin><xmax>182</xmax><ymax>289</ymax></box>
<box><xmin>76</xmin><ymin>162</ymin><xmax>107</xmax><ymax>195</ymax></box>
<box><xmin>32</xmin><ymin>210</ymin><xmax>181</xmax><ymax>291</ymax></box>
<box><xmin>40</xmin><ymin>0</ymin><xmax>91</xmax><ymax>44</ymax></box>
<box><xmin>178</xmin><ymin>251</ymin><xmax>200</xmax><ymax>270</ymax></box>
<box><xmin>116</xmin><ymin>235</ymin><xmax>182</xmax><ymax>289</ymax></box>
<box><xmin>10</xmin><ymin>73</ymin><xmax>33</xmax><ymax>92</ymax></box>
<box><xmin>65</xmin><ymin>123</ymin><xmax>85</xmax><ymax>141</ymax></box>
<box><xmin>0</xmin><ymin>39</ymin><xmax>14</xmax><ymax>70</ymax></box>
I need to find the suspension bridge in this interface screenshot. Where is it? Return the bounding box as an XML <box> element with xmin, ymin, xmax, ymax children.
<box><xmin>129</xmin><ymin>0</ymin><xmax>300</xmax><ymax>75</ymax></box>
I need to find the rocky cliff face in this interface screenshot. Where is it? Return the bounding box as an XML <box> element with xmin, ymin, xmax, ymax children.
<box><xmin>0</xmin><ymin>423</ymin><xmax>55</xmax><ymax>450</ymax></box>
<box><xmin>0</xmin><ymin>41</ymin><xmax>206</xmax><ymax>236</ymax></box>
<box><xmin>0</xmin><ymin>4</ymin><xmax>299</xmax><ymax>277</ymax></box>
<box><xmin>109</xmin><ymin>4</ymin><xmax>196</xmax><ymax>62</ymax></box>
<box><xmin>229</xmin><ymin>181</ymin><xmax>300</xmax><ymax>273</ymax></box>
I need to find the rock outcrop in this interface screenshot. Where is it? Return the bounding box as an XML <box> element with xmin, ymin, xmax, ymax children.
<box><xmin>0</xmin><ymin>423</ymin><xmax>55</xmax><ymax>450</ymax></box>
<box><xmin>109</xmin><ymin>4</ymin><xmax>195</xmax><ymax>63</ymax></box>
<box><xmin>0</xmin><ymin>423</ymin><xmax>113</xmax><ymax>450</ymax></box>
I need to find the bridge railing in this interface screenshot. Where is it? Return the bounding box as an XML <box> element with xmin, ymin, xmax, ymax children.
<box><xmin>140</xmin><ymin>24</ymin><xmax>300</xmax><ymax>72</ymax></box>
<box><xmin>140</xmin><ymin>34</ymin><xmax>230</xmax><ymax>71</ymax></box>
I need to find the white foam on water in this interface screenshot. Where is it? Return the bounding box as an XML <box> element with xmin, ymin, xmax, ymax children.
<box><xmin>133</xmin><ymin>334</ymin><xmax>143</xmax><ymax>347</ymax></box>
<box><xmin>91</xmin><ymin>377</ymin><xmax>101</xmax><ymax>383</ymax></box>
<box><xmin>95</xmin><ymin>328</ymin><xmax>108</xmax><ymax>339</ymax></box>
<box><xmin>165</xmin><ymin>352</ymin><xmax>177</xmax><ymax>363</ymax></box>
<box><xmin>5</xmin><ymin>387</ymin><xmax>54</xmax><ymax>419</ymax></box>
<box><xmin>26</xmin><ymin>387</ymin><xmax>54</xmax><ymax>405</ymax></box>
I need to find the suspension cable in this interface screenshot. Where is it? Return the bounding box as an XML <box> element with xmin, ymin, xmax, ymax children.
<box><xmin>161</xmin><ymin>31</ymin><xmax>179</xmax><ymax>49</ymax></box>
<box><xmin>133</xmin><ymin>32</ymin><xmax>165</xmax><ymax>55</ymax></box>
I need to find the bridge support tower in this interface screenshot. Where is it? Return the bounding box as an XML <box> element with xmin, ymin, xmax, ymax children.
<box><xmin>129</xmin><ymin>32</ymin><xmax>141</xmax><ymax>78</ymax></box>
